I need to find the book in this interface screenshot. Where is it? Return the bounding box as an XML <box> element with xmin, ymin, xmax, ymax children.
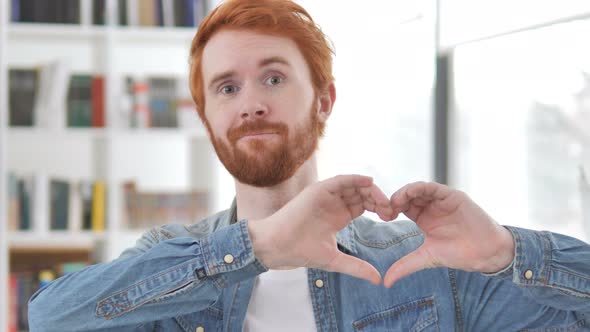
<box><xmin>91</xmin><ymin>180</ymin><xmax>106</xmax><ymax>232</ymax></box>
<box><xmin>49</xmin><ymin>179</ymin><xmax>70</xmax><ymax>230</ymax></box>
<box><xmin>173</xmin><ymin>0</ymin><xmax>185</xmax><ymax>27</ymax></box>
<box><xmin>91</xmin><ymin>75</ymin><xmax>105</xmax><ymax>127</ymax></box>
<box><xmin>138</xmin><ymin>0</ymin><xmax>156</xmax><ymax>26</ymax></box>
<box><xmin>123</xmin><ymin>181</ymin><xmax>209</xmax><ymax>229</ymax></box>
<box><xmin>155</xmin><ymin>0</ymin><xmax>164</xmax><ymax>26</ymax></box>
<box><xmin>149</xmin><ymin>77</ymin><xmax>177</xmax><ymax>127</ymax></box>
<box><xmin>7</xmin><ymin>172</ymin><xmax>21</xmax><ymax>231</ymax></box>
<box><xmin>8</xmin><ymin>274</ymin><xmax>17</xmax><ymax>332</ymax></box>
<box><xmin>162</xmin><ymin>0</ymin><xmax>174</xmax><ymax>27</ymax></box>
<box><xmin>131</xmin><ymin>77</ymin><xmax>151</xmax><ymax>128</ymax></box>
<box><xmin>67</xmin><ymin>74</ymin><xmax>93</xmax><ymax>127</ymax></box>
<box><xmin>33</xmin><ymin>172</ymin><xmax>49</xmax><ymax>234</ymax></box>
<box><xmin>17</xmin><ymin>176</ymin><xmax>33</xmax><ymax>231</ymax></box>
<box><xmin>15</xmin><ymin>0</ymin><xmax>80</xmax><ymax>24</ymax></box>
<box><xmin>68</xmin><ymin>179</ymin><xmax>82</xmax><ymax>232</ymax></box>
<box><xmin>118</xmin><ymin>0</ymin><xmax>128</xmax><ymax>25</ymax></box>
<box><xmin>8</xmin><ymin>261</ymin><xmax>91</xmax><ymax>329</ymax></box>
<box><xmin>126</xmin><ymin>0</ymin><xmax>139</xmax><ymax>26</ymax></box>
<box><xmin>194</xmin><ymin>0</ymin><xmax>206</xmax><ymax>25</ymax></box>
<box><xmin>9</xmin><ymin>68</ymin><xmax>38</xmax><ymax>126</ymax></box>
<box><xmin>93</xmin><ymin>0</ymin><xmax>106</xmax><ymax>25</ymax></box>
<box><xmin>10</xmin><ymin>0</ymin><xmax>20</xmax><ymax>22</ymax></box>
<box><xmin>34</xmin><ymin>60</ymin><xmax>70</xmax><ymax>129</ymax></box>
<box><xmin>80</xmin><ymin>180</ymin><xmax>94</xmax><ymax>231</ymax></box>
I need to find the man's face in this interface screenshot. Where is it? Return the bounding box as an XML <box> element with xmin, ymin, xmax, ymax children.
<box><xmin>201</xmin><ymin>30</ymin><xmax>322</xmax><ymax>187</ymax></box>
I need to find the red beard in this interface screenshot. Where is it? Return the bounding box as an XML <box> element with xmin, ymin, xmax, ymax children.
<box><xmin>206</xmin><ymin>109</ymin><xmax>321</xmax><ymax>187</ymax></box>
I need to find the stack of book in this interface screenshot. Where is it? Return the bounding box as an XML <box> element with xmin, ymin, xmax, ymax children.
<box><xmin>7</xmin><ymin>172</ymin><xmax>107</xmax><ymax>233</ymax></box>
<box><xmin>123</xmin><ymin>76</ymin><xmax>200</xmax><ymax>129</ymax></box>
<box><xmin>103</xmin><ymin>0</ymin><xmax>208</xmax><ymax>27</ymax></box>
<box><xmin>11</xmin><ymin>0</ymin><xmax>207</xmax><ymax>27</ymax></box>
<box><xmin>123</xmin><ymin>181</ymin><xmax>209</xmax><ymax>229</ymax></box>
<box><xmin>11</xmin><ymin>0</ymin><xmax>80</xmax><ymax>24</ymax></box>
<box><xmin>8</xmin><ymin>63</ymin><xmax>105</xmax><ymax>129</ymax></box>
<box><xmin>8</xmin><ymin>262</ymin><xmax>89</xmax><ymax>332</ymax></box>
<box><xmin>67</xmin><ymin>74</ymin><xmax>105</xmax><ymax>128</ymax></box>
<box><xmin>9</xmin><ymin>65</ymin><xmax>201</xmax><ymax>129</ymax></box>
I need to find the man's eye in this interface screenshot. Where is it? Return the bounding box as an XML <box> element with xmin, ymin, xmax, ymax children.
<box><xmin>266</xmin><ymin>76</ymin><xmax>283</xmax><ymax>85</ymax></box>
<box><xmin>221</xmin><ymin>85</ymin><xmax>238</xmax><ymax>94</ymax></box>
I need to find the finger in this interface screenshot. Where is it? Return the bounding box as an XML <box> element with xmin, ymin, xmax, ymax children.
<box><xmin>402</xmin><ymin>204</ymin><xmax>424</xmax><ymax>222</ymax></box>
<box><xmin>360</xmin><ymin>185</ymin><xmax>394</xmax><ymax>221</ymax></box>
<box><xmin>342</xmin><ymin>193</ymin><xmax>363</xmax><ymax>206</ymax></box>
<box><xmin>326</xmin><ymin>252</ymin><xmax>382</xmax><ymax>286</ymax></box>
<box><xmin>359</xmin><ymin>185</ymin><xmax>389</xmax><ymax>207</ymax></box>
<box><xmin>342</xmin><ymin>194</ymin><xmax>373</xmax><ymax>220</ymax></box>
<box><xmin>341</xmin><ymin>187</ymin><xmax>357</xmax><ymax>198</ymax></box>
<box><xmin>383</xmin><ymin>246</ymin><xmax>435</xmax><ymax>288</ymax></box>
<box><xmin>323</xmin><ymin>175</ymin><xmax>373</xmax><ymax>195</ymax></box>
<box><xmin>391</xmin><ymin>182</ymin><xmax>452</xmax><ymax>209</ymax></box>
<box><xmin>411</xmin><ymin>197</ymin><xmax>433</xmax><ymax>208</ymax></box>
<box><xmin>347</xmin><ymin>202</ymin><xmax>365</xmax><ymax>220</ymax></box>
<box><xmin>390</xmin><ymin>182</ymin><xmax>425</xmax><ymax>209</ymax></box>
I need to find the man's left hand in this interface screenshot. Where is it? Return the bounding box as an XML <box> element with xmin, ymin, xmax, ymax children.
<box><xmin>383</xmin><ymin>181</ymin><xmax>515</xmax><ymax>288</ymax></box>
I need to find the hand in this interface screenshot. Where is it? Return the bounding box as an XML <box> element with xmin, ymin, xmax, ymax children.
<box><xmin>383</xmin><ymin>181</ymin><xmax>515</xmax><ymax>288</ymax></box>
<box><xmin>248</xmin><ymin>175</ymin><xmax>394</xmax><ymax>285</ymax></box>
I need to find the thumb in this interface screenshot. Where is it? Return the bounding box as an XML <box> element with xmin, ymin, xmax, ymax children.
<box><xmin>383</xmin><ymin>246</ymin><xmax>434</xmax><ymax>288</ymax></box>
<box><xmin>325</xmin><ymin>252</ymin><xmax>382</xmax><ymax>286</ymax></box>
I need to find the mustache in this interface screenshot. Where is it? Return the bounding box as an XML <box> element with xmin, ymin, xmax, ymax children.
<box><xmin>227</xmin><ymin>120</ymin><xmax>288</xmax><ymax>144</ymax></box>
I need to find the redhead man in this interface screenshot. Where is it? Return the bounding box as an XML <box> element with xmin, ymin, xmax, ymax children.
<box><xmin>29</xmin><ymin>0</ymin><xmax>589</xmax><ymax>331</ymax></box>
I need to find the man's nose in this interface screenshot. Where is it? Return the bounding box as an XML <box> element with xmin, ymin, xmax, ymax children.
<box><xmin>240</xmin><ymin>92</ymin><xmax>269</xmax><ymax>120</ymax></box>
<box><xmin>240</xmin><ymin>105</ymin><xmax>268</xmax><ymax>120</ymax></box>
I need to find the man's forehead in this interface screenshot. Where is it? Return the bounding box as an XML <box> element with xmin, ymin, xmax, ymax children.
<box><xmin>201</xmin><ymin>30</ymin><xmax>304</xmax><ymax>77</ymax></box>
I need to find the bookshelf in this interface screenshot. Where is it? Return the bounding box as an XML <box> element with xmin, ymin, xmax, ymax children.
<box><xmin>0</xmin><ymin>1</ymin><xmax>228</xmax><ymax>331</ymax></box>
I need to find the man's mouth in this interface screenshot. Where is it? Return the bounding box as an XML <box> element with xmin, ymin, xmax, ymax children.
<box><xmin>240</xmin><ymin>132</ymin><xmax>278</xmax><ymax>139</ymax></box>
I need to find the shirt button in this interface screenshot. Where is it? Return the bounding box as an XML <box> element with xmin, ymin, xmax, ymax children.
<box><xmin>224</xmin><ymin>254</ymin><xmax>234</xmax><ymax>264</ymax></box>
<box><xmin>196</xmin><ymin>327</ymin><xmax>205</xmax><ymax>332</ymax></box>
<box><xmin>315</xmin><ymin>279</ymin><xmax>324</xmax><ymax>288</ymax></box>
<box><xmin>524</xmin><ymin>270</ymin><xmax>533</xmax><ymax>280</ymax></box>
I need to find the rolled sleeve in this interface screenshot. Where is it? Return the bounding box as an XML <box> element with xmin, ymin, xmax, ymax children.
<box><xmin>492</xmin><ymin>226</ymin><xmax>590</xmax><ymax>312</ymax></box>
<box><xmin>201</xmin><ymin>219</ymin><xmax>268</xmax><ymax>288</ymax></box>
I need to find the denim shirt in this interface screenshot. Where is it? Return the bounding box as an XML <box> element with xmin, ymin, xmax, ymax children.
<box><xmin>29</xmin><ymin>199</ymin><xmax>590</xmax><ymax>331</ymax></box>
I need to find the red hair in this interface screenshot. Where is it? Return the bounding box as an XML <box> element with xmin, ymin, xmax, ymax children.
<box><xmin>189</xmin><ymin>0</ymin><xmax>335</xmax><ymax>122</ymax></box>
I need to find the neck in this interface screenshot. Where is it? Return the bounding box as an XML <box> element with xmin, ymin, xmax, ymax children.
<box><xmin>235</xmin><ymin>154</ymin><xmax>318</xmax><ymax>222</ymax></box>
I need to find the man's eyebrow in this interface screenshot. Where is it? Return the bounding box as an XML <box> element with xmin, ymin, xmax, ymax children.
<box><xmin>208</xmin><ymin>70</ymin><xmax>237</xmax><ymax>90</ymax></box>
<box><xmin>259</xmin><ymin>56</ymin><xmax>291</xmax><ymax>68</ymax></box>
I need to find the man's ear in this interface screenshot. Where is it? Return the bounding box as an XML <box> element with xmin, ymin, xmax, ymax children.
<box><xmin>316</xmin><ymin>82</ymin><xmax>336</xmax><ymax>122</ymax></box>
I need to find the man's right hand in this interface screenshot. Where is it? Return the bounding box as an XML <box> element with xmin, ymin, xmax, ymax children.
<box><xmin>247</xmin><ymin>175</ymin><xmax>394</xmax><ymax>285</ymax></box>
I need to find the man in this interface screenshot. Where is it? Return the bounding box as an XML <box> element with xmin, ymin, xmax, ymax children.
<box><xmin>29</xmin><ymin>0</ymin><xmax>589</xmax><ymax>331</ymax></box>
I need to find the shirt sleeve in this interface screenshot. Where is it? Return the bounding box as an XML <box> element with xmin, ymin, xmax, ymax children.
<box><xmin>482</xmin><ymin>226</ymin><xmax>590</xmax><ymax>312</ymax></box>
<box><xmin>28</xmin><ymin>219</ymin><xmax>267</xmax><ymax>332</ymax></box>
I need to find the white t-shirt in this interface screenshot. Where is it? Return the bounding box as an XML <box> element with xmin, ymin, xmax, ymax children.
<box><xmin>242</xmin><ymin>267</ymin><xmax>317</xmax><ymax>331</ymax></box>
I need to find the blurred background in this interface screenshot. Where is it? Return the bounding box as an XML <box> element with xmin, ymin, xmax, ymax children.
<box><xmin>1</xmin><ymin>0</ymin><xmax>589</xmax><ymax>330</ymax></box>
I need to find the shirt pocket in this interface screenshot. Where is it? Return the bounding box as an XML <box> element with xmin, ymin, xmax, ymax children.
<box><xmin>519</xmin><ymin>319</ymin><xmax>588</xmax><ymax>332</ymax></box>
<box><xmin>175</xmin><ymin>307</ymin><xmax>224</xmax><ymax>332</ymax></box>
<box><xmin>352</xmin><ymin>296</ymin><xmax>438</xmax><ymax>332</ymax></box>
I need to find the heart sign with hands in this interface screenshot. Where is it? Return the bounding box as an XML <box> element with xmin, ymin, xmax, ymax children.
<box><xmin>248</xmin><ymin>174</ymin><xmax>395</xmax><ymax>286</ymax></box>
